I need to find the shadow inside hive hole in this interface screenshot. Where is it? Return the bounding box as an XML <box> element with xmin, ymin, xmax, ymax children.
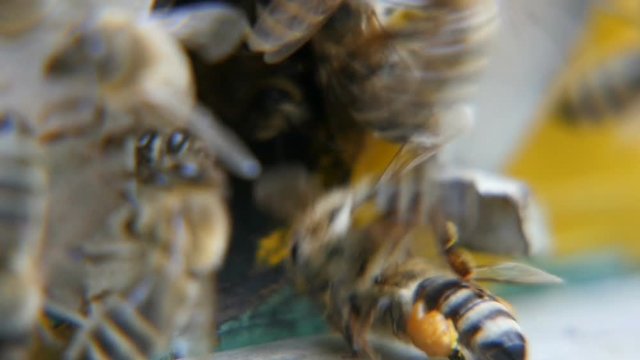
<box><xmin>187</xmin><ymin>40</ymin><xmax>360</xmax><ymax>331</ymax></box>
<box><xmin>154</xmin><ymin>0</ymin><xmax>365</xmax><ymax>344</ymax></box>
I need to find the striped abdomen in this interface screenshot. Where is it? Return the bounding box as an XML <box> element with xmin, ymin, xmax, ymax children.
<box><xmin>557</xmin><ymin>50</ymin><xmax>640</xmax><ymax>123</ymax></box>
<box><xmin>411</xmin><ymin>276</ymin><xmax>526</xmax><ymax>360</ymax></box>
<box><xmin>0</xmin><ymin>113</ymin><xmax>47</xmax><ymax>355</ymax></box>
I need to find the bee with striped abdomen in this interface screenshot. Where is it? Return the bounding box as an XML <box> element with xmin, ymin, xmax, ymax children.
<box><xmin>288</xmin><ymin>162</ymin><xmax>559</xmax><ymax>359</ymax></box>
<box><xmin>555</xmin><ymin>50</ymin><xmax>640</xmax><ymax>125</ymax></box>
<box><xmin>249</xmin><ymin>0</ymin><xmax>499</xmax><ymax>156</ymax></box>
<box><xmin>0</xmin><ymin>112</ymin><xmax>48</xmax><ymax>360</ymax></box>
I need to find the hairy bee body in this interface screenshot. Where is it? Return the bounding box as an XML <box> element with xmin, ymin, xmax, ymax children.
<box><xmin>134</xmin><ymin>129</ymin><xmax>230</xmax><ymax>357</ymax></box>
<box><xmin>45</xmin><ymin>7</ymin><xmax>260</xmax><ymax>178</ymax></box>
<box><xmin>44</xmin><ymin>9</ymin><xmax>195</xmax><ymax>130</ymax></box>
<box><xmin>0</xmin><ymin>113</ymin><xmax>47</xmax><ymax>359</ymax></box>
<box><xmin>135</xmin><ymin>128</ymin><xmax>230</xmax><ymax>276</ymax></box>
<box><xmin>0</xmin><ymin>3</ymin><xmax>251</xmax><ymax>358</ymax></box>
<box><xmin>250</xmin><ymin>0</ymin><xmax>499</xmax><ymax>145</ymax></box>
<box><xmin>289</xmin><ymin>164</ymin><xmax>535</xmax><ymax>359</ymax></box>
<box><xmin>378</xmin><ymin>259</ymin><xmax>526</xmax><ymax>360</ymax></box>
<box><xmin>556</xmin><ymin>50</ymin><xmax>640</xmax><ymax>124</ymax></box>
<box><xmin>43</xmin><ymin>127</ymin><xmax>230</xmax><ymax>359</ymax></box>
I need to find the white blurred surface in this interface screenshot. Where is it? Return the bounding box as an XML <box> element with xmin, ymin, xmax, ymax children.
<box><xmin>514</xmin><ymin>276</ymin><xmax>640</xmax><ymax>360</ymax></box>
<box><xmin>444</xmin><ymin>0</ymin><xmax>596</xmax><ymax>171</ymax></box>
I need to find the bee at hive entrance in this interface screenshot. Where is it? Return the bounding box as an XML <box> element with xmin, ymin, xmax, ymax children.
<box><xmin>0</xmin><ymin>1</ymin><xmax>262</xmax><ymax>358</ymax></box>
<box><xmin>287</xmin><ymin>161</ymin><xmax>560</xmax><ymax>359</ymax></box>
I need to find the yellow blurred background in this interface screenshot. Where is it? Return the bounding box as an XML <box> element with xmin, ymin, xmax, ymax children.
<box><xmin>507</xmin><ymin>0</ymin><xmax>640</xmax><ymax>262</ymax></box>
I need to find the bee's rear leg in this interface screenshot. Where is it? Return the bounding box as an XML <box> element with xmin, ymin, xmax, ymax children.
<box><xmin>61</xmin><ymin>295</ymin><xmax>162</xmax><ymax>360</ymax></box>
<box><xmin>431</xmin><ymin>213</ymin><xmax>475</xmax><ymax>280</ymax></box>
<box><xmin>342</xmin><ymin>295</ymin><xmax>378</xmax><ymax>360</ymax></box>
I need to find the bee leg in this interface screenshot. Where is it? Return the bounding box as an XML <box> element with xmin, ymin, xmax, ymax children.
<box><xmin>344</xmin><ymin>294</ymin><xmax>378</xmax><ymax>360</ymax></box>
<box><xmin>448</xmin><ymin>347</ymin><xmax>466</xmax><ymax>360</ymax></box>
<box><xmin>344</xmin><ymin>317</ymin><xmax>378</xmax><ymax>360</ymax></box>
<box><xmin>56</xmin><ymin>285</ymin><xmax>166</xmax><ymax>360</ymax></box>
<box><xmin>341</xmin><ymin>321</ymin><xmax>358</xmax><ymax>357</ymax></box>
<box><xmin>430</xmin><ymin>212</ymin><xmax>474</xmax><ymax>280</ymax></box>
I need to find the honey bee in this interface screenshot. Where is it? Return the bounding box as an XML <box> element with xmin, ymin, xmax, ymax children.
<box><xmin>41</xmin><ymin>126</ymin><xmax>231</xmax><ymax>359</ymax></box>
<box><xmin>249</xmin><ymin>0</ymin><xmax>499</xmax><ymax>154</ymax></box>
<box><xmin>0</xmin><ymin>112</ymin><xmax>47</xmax><ymax>359</ymax></box>
<box><xmin>555</xmin><ymin>50</ymin><xmax>640</xmax><ymax>124</ymax></box>
<box><xmin>133</xmin><ymin>129</ymin><xmax>229</xmax><ymax>357</ymax></box>
<box><xmin>0</xmin><ymin>2</ymin><xmax>254</xmax><ymax>358</ymax></box>
<box><xmin>152</xmin><ymin>2</ymin><xmax>250</xmax><ymax>64</ymax></box>
<box><xmin>288</xmin><ymin>162</ymin><xmax>559</xmax><ymax>359</ymax></box>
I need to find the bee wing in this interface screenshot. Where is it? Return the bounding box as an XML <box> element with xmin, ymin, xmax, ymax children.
<box><xmin>377</xmin><ymin>106</ymin><xmax>475</xmax><ymax>183</ymax></box>
<box><xmin>474</xmin><ymin>262</ymin><xmax>563</xmax><ymax>285</ymax></box>
<box><xmin>248</xmin><ymin>0</ymin><xmax>344</xmax><ymax>63</ymax></box>
<box><xmin>442</xmin><ymin>0</ymin><xmax>598</xmax><ymax>170</ymax></box>
<box><xmin>152</xmin><ymin>3</ymin><xmax>249</xmax><ymax>63</ymax></box>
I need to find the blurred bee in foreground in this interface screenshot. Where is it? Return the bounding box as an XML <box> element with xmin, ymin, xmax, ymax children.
<box><xmin>0</xmin><ymin>112</ymin><xmax>47</xmax><ymax>359</ymax></box>
<box><xmin>44</xmin><ymin>127</ymin><xmax>232</xmax><ymax>359</ymax></box>
<box><xmin>0</xmin><ymin>2</ymin><xmax>257</xmax><ymax>358</ymax></box>
<box><xmin>287</xmin><ymin>162</ymin><xmax>559</xmax><ymax>359</ymax></box>
<box><xmin>133</xmin><ymin>128</ymin><xmax>231</xmax><ymax>356</ymax></box>
<box><xmin>249</xmin><ymin>0</ymin><xmax>499</xmax><ymax>167</ymax></box>
<box><xmin>555</xmin><ymin>50</ymin><xmax>640</xmax><ymax>124</ymax></box>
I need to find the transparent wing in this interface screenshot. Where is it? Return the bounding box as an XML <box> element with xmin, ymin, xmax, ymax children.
<box><xmin>474</xmin><ymin>262</ymin><xmax>563</xmax><ymax>284</ymax></box>
<box><xmin>377</xmin><ymin>105</ymin><xmax>475</xmax><ymax>183</ymax></box>
<box><xmin>248</xmin><ymin>0</ymin><xmax>344</xmax><ymax>63</ymax></box>
<box><xmin>443</xmin><ymin>0</ymin><xmax>599</xmax><ymax>170</ymax></box>
<box><xmin>152</xmin><ymin>3</ymin><xmax>249</xmax><ymax>63</ymax></box>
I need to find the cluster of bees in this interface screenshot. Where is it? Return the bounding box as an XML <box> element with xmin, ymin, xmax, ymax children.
<box><xmin>1</xmin><ymin>0</ymin><xmax>638</xmax><ymax>359</ymax></box>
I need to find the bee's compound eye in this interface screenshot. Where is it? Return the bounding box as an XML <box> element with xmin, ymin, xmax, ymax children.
<box><xmin>138</xmin><ymin>132</ymin><xmax>157</xmax><ymax>147</ymax></box>
<box><xmin>167</xmin><ymin>131</ymin><xmax>189</xmax><ymax>154</ymax></box>
<box><xmin>373</xmin><ymin>274</ymin><xmax>383</xmax><ymax>284</ymax></box>
<box><xmin>177</xmin><ymin>163</ymin><xmax>200</xmax><ymax>179</ymax></box>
